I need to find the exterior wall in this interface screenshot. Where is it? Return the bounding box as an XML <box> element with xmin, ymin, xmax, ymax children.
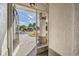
<box><xmin>49</xmin><ymin>4</ymin><xmax>74</xmax><ymax>56</ymax></box>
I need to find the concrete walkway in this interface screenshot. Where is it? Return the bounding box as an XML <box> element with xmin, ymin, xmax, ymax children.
<box><xmin>14</xmin><ymin>33</ymin><xmax>36</xmax><ymax>56</ymax></box>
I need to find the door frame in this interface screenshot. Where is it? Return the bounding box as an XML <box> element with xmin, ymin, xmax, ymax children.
<box><xmin>7</xmin><ymin>3</ymin><xmax>49</xmax><ymax>56</ymax></box>
<box><xmin>7</xmin><ymin>3</ymin><xmax>14</xmax><ymax>56</ymax></box>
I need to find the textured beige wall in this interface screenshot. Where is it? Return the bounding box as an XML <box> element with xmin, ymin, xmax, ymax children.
<box><xmin>49</xmin><ymin>4</ymin><xmax>74</xmax><ymax>56</ymax></box>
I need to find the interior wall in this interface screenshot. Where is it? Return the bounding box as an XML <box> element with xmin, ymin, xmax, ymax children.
<box><xmin>49</xmin><ymin>3</ymin><xmax>74</xmax><ymax>56</ymax></box>
<box><xmin>74</xmin><ymin>4</ymin><xmax>79</xmax><ymax>55</ymax></box>
<box><xmin>15</xmin><ymin>3</ymin><xmax>48</xmax><ymax>13</ymax></box>
<box><xmin>0</xmin><ymin>3</ymin><xmax>7</xmax><ymax>55</ymax></box>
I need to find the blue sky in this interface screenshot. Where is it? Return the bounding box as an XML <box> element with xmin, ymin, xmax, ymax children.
<box><xmin>16</xmin><ymin>8</ymin><xmax>36</xmax><ymax>26</ymax></box>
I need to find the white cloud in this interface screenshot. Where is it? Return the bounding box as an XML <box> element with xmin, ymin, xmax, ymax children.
<box><xmin>28</xmin><ymin>15</ymin><xmax>33</xmax><ymax>19</ymax></box>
